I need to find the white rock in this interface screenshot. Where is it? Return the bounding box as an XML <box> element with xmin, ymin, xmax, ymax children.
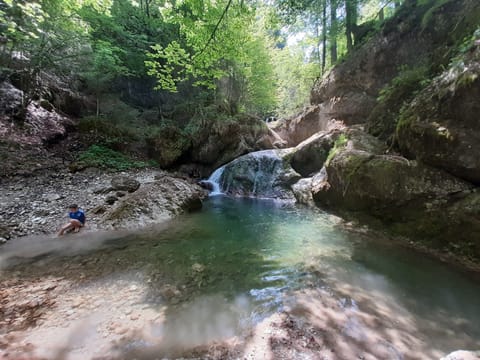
<box><xmin>441</xmin><ymin>350</ymin><xmax>480</xmax><ymax>360</ymax></box>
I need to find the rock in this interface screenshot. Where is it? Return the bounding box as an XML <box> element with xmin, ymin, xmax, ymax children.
<box><xmin>0</xmin><ymin>81</ymin><xmax>73</xmax><ymax>145</ymax></box>
<box><xmin>43</xmin><ymin>193</ymin><xmax>63</xmax><ymax>202</ymax></box>
<box><xmin>183</xmin><ymin>197</ymin><xmax>203</xmax><ymax>212</ymax></box>
<box><xmin>0</xmin><ymin>225</ymin><xmax>11</xmax><ymax>240</ymax></box>
<box><xmin>291</xmin><ymin>130</ymin><xmax>340</xmax><ymax>177</ymax></box>
<box><xmin>215</xmin><ymin>149</ymin><xmax>299</xmax><ymax>200</ymax></box>
<box><xmin>160</xmin><ymin>284</ymin><xmax>181</xmax><ymax>300</ymax></box>
<box><xmin>105</xmin><ymin>195</ymin><xmax>118</xmax><ymax>205</ymax></box>
<box><xmin>198</xmin><ymin>180</ymin><xmax>214</xmax><ymax>191</ymax></box>
<box><xmin>0</xmin><ymin>81</ymin><xmax>23</xmax><ymax>116</ymax></box>
<box><xmin>90</xmin><ymin>205</ymin><xmax>107</xmax><ymax>215</ymax></box>
<box><xmin>111</xmin><ymin>176</ymin><xmax>140</xmax><ymax>193</ymax></box>
<box><xmin>100</xmin><ymin>176</ymin><xmax>207</xmax><ymax>229</ymax></box>
<box><xmin>93</xmin><ymin>186</ymin><xmax>113</xmax><ymax>194</ymax></box>
<box><xmin>397</xmin><ymin>47</ymin><xmax>480</xmax><ymax>184</ymax></box>
<box><xmin>114</xmin><ymin>327</ymin><xmax>128</xmax><ymax>335</ymax></box>
<box><xmin>312</xmin><ymin>134</ymin><xmax>480</xmax><ymax>258</ymax></box>
<box><xmin>310</xmin><ymin>0</ymin><xmax>480</xmax><ymax>133</ymax></box>
<box><xmin>191</xmin><ymin>263</ymin><xmax>205</xmax><ymax>272</ymax></box>
<box><xmin>271</xmin><ymin>105</ymin><xmax>330</xmax><ymax>146</ymax></box>
<box><xmin>187</xmin><ymin>115</ymin><xmax>275</xmax><ymax>169</ymax></box>
<box><xmin>0</xmin><ymin>237</ymin><xmax>7</xmax><ymax>244</ymax></box>
<box><xmin>116</xmin><ymin>191</ymin><xmax>126</xmax><ymax>198</ymax></box>
<box><xmin>441</xmin><ymin>350</ymin><xmax>480</xmax><ymax>360</ymax></box>
<box><xmin>291</xmin><ymin>178</ymin><xmax>314</xmax><ymax>206</ymax></box>
<box><xmin>313</xmin><ymin>149</ymin><xmax>472</xmax><ymax>212</ymax></box>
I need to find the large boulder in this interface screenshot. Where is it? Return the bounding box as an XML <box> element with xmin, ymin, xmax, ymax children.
<box><xmin>271</xmin><ymin>105</ymin><xmax>330</xmax><ymax>146</ymax></box>
<box><xmin>189</xmin><ymin>116</ymin><xmax>274</xmax><ymax>169</ymax></box>
<box><xmin>312</xmin><ymin>150</ymin><xmax>472</xmax><ymax>213</ymax></box>
<box><xmin>0</xmin><ymin>81</ymin><xmax>74</xmax><ymax>145</ymax></box>
<box><xmin>215</xmin><ymin>149</ymin><xmax>300</xmax><ymax>200</ymax></box>
<box><xmin>312</xmin><ymin>138</ymin><xmax>480</xmax><ymax>259</ymax></box>
<box><xmin>290</xmin><ymin>126</ymin><xmax>386</xmax><ymax>178</ymax></box>
<box><xmin>291</xmin><ymin>131</ymin><xmax>340</xmax><ymax>177</ymax></box>
<box><xmin>397</xmin><ymin>45</ymin><xmax>480</xmax><ymax>184</ymax></box>
<box><xmin>101</xmin><ymin>176</ymin><xmax>207</xmax><ymax>229</ymax></box>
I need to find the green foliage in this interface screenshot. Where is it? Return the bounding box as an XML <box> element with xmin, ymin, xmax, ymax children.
<box><xmin>448</xmin><ymin>27</ymin><xmax>480</xmax><ymax>79</ymax></box>
<box><xmin>145</xmin><ymin>121</ymin><xmax>192</xmax><ymax>167</ymax></box>
<box><xmin>420</xmin><ymin>0</ymin><xmax>453</xmax><ymax>30</ymax></box>
<box><xmin>79</xmin><ymin>0</ymin><xmax>176</xmax><ymax>78</ymax></box>
<box><xmin>0</xmin><ymin>0</ymin><xmax>93</xmax><ymax>121</ymax></box>
<box><xmin>326</xmin><ymin>134</ymin><xmax>347</xmax><ymax>165</ymax></box>
<box><xmin>77</xmin><ymin>145</ymin><xmax>157</xmax><ymax>170</ymax></box>
<box><xmin>273</xmin><ymin>45</ymin><xmax>318</xmax><ymax>117</ymax></box>
<box><xmin>144</xmin><ymin>0</ymin><xmax>277</xmax><ymax>115</ymax></box>
<box><xmin>78</xmin><ymin>115</ymin><xmax>142</xmax><ymax>150</ymax></box>
<box><xmin>377</xmin><ymin>65</ymin><xmax>430</xmax><ymax>104</ymax></box>
<box><xmin>367</xmin><ymin>65</ymin><xmax>429</xmax><ymax>140</ymax></box>
<box><xmin>145</xmin><ymin>42</ymin><xmax>192</xmax><ymax>92</ymax></box>
<box><xmin>83</xmin><ymin>40</ymin><xmax>130</xmax><ymax>101</ymax></box>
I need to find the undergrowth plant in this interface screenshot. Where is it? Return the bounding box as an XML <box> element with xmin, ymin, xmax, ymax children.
<box><xmin>77</xmin><ymin>145</ymin><xmax>157</xmax><ymax>170</ymax></box>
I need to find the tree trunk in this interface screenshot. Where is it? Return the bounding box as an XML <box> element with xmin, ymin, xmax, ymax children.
<box><xmin>330</xmin><ymin>0</ymin><xmax>337</xmax><ymax>63</ymax></box>
<box><xmin>321</xmin><ymin>0</ymin><xmax>327</xmax><ymax>74</ymax></box>
<box><xmin>146</xmin><ymin>0</ymin><xmax>151</xmax><ymax>17</ymax></box>
<box><xmin>314</xmin><ymin>16</ymin><xmax>322</xmax><ymax>73</ymax></box>
<box><xmin>379</xmin><ymin>6</ymin><xmax>384</xmax><ymax>21</ymax></box>
<box><xmin>345</xmin><ymin>0</ymin><xmax>357</xmax><ymax>52</ymax></box>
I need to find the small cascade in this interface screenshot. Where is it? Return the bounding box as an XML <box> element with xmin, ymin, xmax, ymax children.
<box><xmin>207</xmin><ymin>165</ymin><xmax>226</xmax><ymax>196</ymax></box>
<box><xmin>204</xmin><ymin>149</ymin><xmax>299</xmax><ymax>200</ymax></box>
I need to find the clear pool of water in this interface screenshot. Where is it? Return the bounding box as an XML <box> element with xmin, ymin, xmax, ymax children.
<box><xmin>2</xmin><ymin>196</ymin><xmax>480</xmax><ymax>359</ymax></box>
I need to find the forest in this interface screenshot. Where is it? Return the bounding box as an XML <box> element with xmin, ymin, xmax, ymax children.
<box><xmin>0</xmin><ymin>0</ymin><xmax>403</xmax><ymax>119</ymax></box>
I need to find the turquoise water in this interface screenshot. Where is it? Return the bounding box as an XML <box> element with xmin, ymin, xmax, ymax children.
<box><xmin>3</xmin><ymin>196</ymin><xmax>480</xmax><ymax>357</ymax></box>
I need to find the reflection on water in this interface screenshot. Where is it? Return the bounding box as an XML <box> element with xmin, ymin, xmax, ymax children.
<box><xmin>2</xmin><ymin>196</ymin><xmax>480</xmax><ymax>358</ymax></box>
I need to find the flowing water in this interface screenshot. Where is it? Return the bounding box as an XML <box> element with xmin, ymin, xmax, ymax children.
<box><xmin>2</xmin><ymin>196</ymin><xmax>480</xmax><ymax>359</ymax></box>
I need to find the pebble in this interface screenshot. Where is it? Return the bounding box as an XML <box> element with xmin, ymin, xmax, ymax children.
<box><xmin>114</xmin><ymin>327</ymin><xmax>128</xmax><ymax>335</ymax></box>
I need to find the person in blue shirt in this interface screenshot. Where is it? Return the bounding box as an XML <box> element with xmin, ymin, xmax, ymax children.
<box><xmin>58</xmin><ymin>204</ymin><xmax>86</xmax><ymax>236</ymax></box>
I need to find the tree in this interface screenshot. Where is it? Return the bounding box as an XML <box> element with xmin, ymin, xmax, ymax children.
<box><xmin>83</xmin><ymin>40</ymin><xmax>129</xmax><ymax>116</ymax></box>
<box><xmin>330</xmin><ymin>0</ymin><xmax>338</xmax><ymax>63</ymax></box>
<box><xmin>345</xmin><ymin>0</ymin><xmax>358</xmax><ymax>52</ymax></box>
<box><xmin>145</xmin><ymin>0</ymin><xmax>277</xmax><ymax>115</ymax></box>
<box><xmin>0</xmin><ymin>0</ymin><xmax>90</xmax><ymax>121</ymax></box>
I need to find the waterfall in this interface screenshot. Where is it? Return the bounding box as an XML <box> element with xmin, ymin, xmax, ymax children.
<box><xmin>207</xmin><ymin>165</ymin><xmax>225</xmax><ymax>196</ymax></box>
<box><xmin>203</xmin><ymin>149</ymin><xmax>299</xmax><ymax>200</ymax></box>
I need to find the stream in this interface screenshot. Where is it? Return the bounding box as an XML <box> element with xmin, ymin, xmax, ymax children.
<box><xmin>1</xmin><ymin>196</ymin><xmax>480</xmax><ymax>359</ymax></box>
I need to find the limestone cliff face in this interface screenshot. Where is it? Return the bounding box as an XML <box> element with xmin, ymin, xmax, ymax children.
<box><xmin>278</xmin><ymin>0</ymin><xmax>480</xmax><ymax>262</ymax></box>
<box><xmin>309</xmin><ymin>0</ymin><xmax>480</xmax><ymax>130</ymax></box>
<box><xmin>397</xmin><ymin>45</ymin><xmax>480</xmax><ymax>185</ymax></box>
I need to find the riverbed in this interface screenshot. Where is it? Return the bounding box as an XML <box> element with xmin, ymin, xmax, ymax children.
<box><xmin>1</xmin><ymin>196</ymin><xmax>480</xmax><ymax>359</ymax></box>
